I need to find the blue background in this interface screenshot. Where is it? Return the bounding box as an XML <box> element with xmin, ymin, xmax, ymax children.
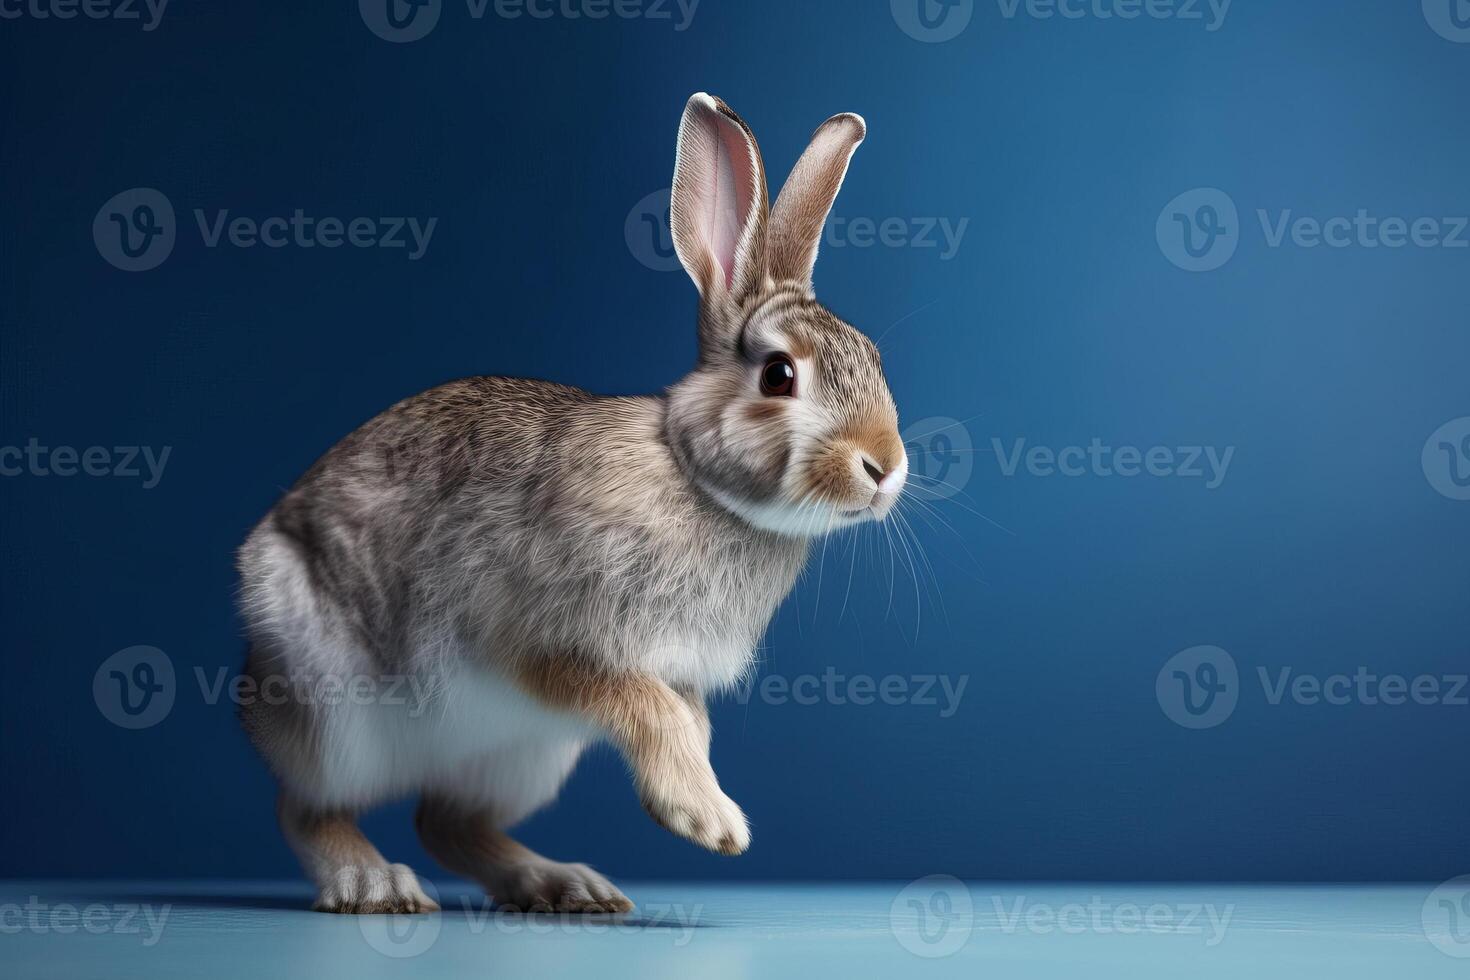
<box><xmin>1</xmin><ymin>0</ymin><xmax>1467</xmax><ymax>883</ymax></box>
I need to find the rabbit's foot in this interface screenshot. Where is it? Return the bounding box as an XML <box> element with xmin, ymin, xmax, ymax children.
<box><xmin>490</xmin><ymin>860</ymin><xmax>633</xmax><ymax>914</ymax></box>
<box><xmin>314</xmin><ymin>863</ymin><xmax>439</xmax><ymax>914</ymax></box>
<box><xmin>642</xmin><ymin>773</ymin><xmax>750</xmax><ymax>855</ymax></box>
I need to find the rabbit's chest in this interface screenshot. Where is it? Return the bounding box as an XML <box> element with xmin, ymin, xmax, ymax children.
<box><xmin>620</xmin><ymin>541</ymin><xmax>806</xmax><ymax>692</ymax></box>
<box><xmin>493</xmin><ymin>505</ymin><xmax>809</xmax><ymax>692</ymax></box>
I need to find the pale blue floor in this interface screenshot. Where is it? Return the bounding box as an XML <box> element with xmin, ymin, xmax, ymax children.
<box><xmin>3</xmin><ymin>879</ymin><xmax>1466</xmax><ymax>979</ymax></box>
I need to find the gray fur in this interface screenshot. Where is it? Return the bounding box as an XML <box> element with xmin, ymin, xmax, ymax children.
<box><xmin>236</xmin><ymin>94</ymin><xmax>906</xmax><ymax>880</ymax></box>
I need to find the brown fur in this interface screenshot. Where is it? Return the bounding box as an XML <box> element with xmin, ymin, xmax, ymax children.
<box><xmin>518</xmin><ymin>656</ymin><xmax>745</xmax><ymax>855</ymax></box>
<box><xmin>416</xmin><ymin>796</ymin><xmax>634</xmax><ymax>913</ymax></box>
<box><xmin>278</xmin><ymin>795</ymin><xmax>439</xmax><ymax>914</ymax></box>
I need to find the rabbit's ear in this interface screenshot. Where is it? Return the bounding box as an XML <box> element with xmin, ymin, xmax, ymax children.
<box><xmin>768</xmin><ymin>113</ymin><xmax>866</xmax><ymax>287</ymax></box>
<box><xmin>671</xmin><ymin>93</ymin><xmax>769</xmax><ymax>307</ymax></box>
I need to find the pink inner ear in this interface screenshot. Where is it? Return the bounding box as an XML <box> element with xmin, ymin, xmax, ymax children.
<box><xmin>707</xmin><ymin>118</ymin><xmax>757</xmax><ymax>290</ymax></box>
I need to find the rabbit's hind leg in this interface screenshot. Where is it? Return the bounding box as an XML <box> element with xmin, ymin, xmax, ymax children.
<box><xmin>415</xmin><ymin>796</ymin><xmax>632</xmax><ymax>914</ymax></box>
<box><xmin>415</xmin><ymin>741</ymin><xmax>631</xmax><ymax>914</ymax></box>
<box><xmin>278</xmin><ymin>794</ymin><xmax>439</xmax><ymax>914</ymax></box>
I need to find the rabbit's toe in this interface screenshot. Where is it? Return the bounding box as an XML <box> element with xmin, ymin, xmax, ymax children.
<box><xmin>644</xmin><ymin>779</ymin><xmax>750</xmax><ymax>855</ymax></box>
<box><xmin>313</xmin><ymin>863</ymin><xmax>439</xmax><ymax>914</ymax></box>
<box><xmin>492</xmin><ymin>860</ymin><xmax>633</xmax><ymax>913</ymax></box>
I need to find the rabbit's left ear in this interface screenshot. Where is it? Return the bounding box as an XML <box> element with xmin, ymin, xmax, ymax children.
<box><xmin>768</xmin><ymin>113</ymin><xmax>866</xmax><ymax>287</ymax></box>
<box><xmin>671</xmin><ymin>94</ymin><xmax>769</xmax><ymax>308</ymax></box>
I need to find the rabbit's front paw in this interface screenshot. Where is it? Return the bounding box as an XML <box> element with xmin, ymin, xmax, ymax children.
<box><xmin>642</xmin><ymin>774</ymin><xmax>750</xmax><ymax>855</ymax></box>
<box><xmin>313</xmin><ymin>863</ymin><xmax>439</xmax><ymax>914</ymax></box>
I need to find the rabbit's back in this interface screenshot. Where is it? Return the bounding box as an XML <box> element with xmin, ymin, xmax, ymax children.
<box><xmin>238</xmin><ymin>375</ymin><xmax>807</xmax><ymax>691</ymax></box>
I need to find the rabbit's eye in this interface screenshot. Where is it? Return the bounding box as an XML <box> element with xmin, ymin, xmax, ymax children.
<box><xmin>760</xmin><ymin>354</ymin><xmax>796</xmax><ymax>397</ymax></box>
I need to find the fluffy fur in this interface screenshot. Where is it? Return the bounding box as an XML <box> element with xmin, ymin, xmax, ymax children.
<box><xmin>237</xmin><ymin>93</ymin><xmax>907</xmax><ymax>914</ymax></box>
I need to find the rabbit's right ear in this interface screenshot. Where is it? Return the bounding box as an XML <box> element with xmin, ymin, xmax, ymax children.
<box><xmin>768</xmin><ymin>112</ymin><xmax>866</xmax><ymax>288</ymax></box>
<box><xmin>671</xmin><ymin>94</ymin><xmax>769</xmax><ymax>310</ymax></box>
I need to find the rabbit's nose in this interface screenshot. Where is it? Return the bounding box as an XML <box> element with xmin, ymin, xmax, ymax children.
<box><xmin>874</xmin><ymin>455</ymin><xmax>908</xmax><ymax>496</ymax></box>
<box><xmin>861</xmin><ymin>455</ymin><xmax>907</xmax><ymax>500</ymax></box>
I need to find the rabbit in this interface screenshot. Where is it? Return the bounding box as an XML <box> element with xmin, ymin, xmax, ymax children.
<box><xmin>236</xmin><ymin>93</ymin><xmax>909</xmax><ymax>915</ymax></box>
